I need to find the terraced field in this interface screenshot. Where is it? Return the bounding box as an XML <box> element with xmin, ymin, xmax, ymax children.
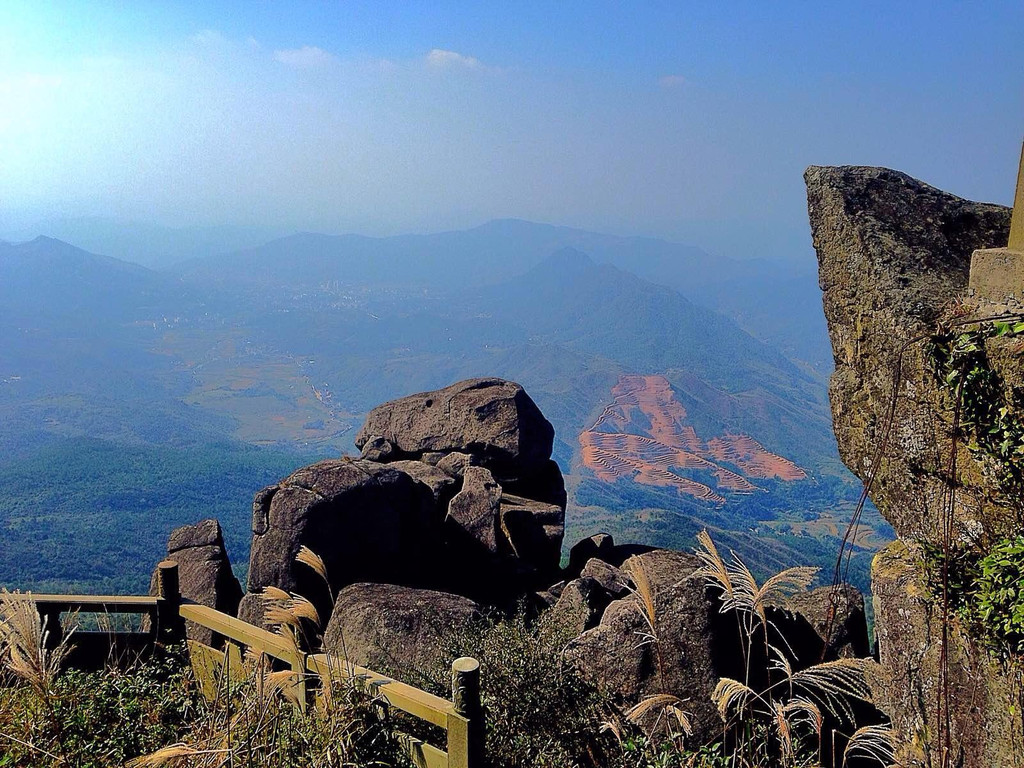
<box><xmin>579</xmin><ymin>374</ymin><xmax>806</xmax><ymax>503</ymax></box>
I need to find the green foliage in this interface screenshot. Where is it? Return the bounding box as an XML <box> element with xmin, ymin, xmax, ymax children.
<box><xmin>929</xmin><ymin>320</ymin><xmax>1024</xmax><ymax>500</ymax></box>
<box><xmin>926</xmin><ymin>319</ymin><xmax>1024</xmax><ymax>661</ymax></box>
<box><xmin>571</xmin><ymin>474</ymin><xmax>883</xmax><ymax>596</ymax></box>
<box><xmin>0</xmin><ymin>437</ymin><xmax>317</xmax><ymax>594</ymax></box>
<box><xmin>0</xmin><ymin>645</ymin><xmax>204</xmax><ymax>767</ymax></box>
<box><xmin>402</xmin><ymin>608</ymin><xmax>615</xmax><ymax>768</ymax></box>
<box><xmin>616</xmin><ymin>736</ymin><xmax>729</xmax><ymax>768</ymax></box>
<box><xmin>976</xmin><ymin>536</ymin><xmax>1024</xmax><ymax>655</ymax></box>
<box><xmin>924</xmin><ymin>535</ymin><xmax>1024</xmax><ymax>660</ymax></box>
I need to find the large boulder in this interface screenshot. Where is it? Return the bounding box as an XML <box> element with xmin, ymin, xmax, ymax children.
<box><xmin>871</xmin><ymin>541</ymin><xmax>1022</xmax><ymax>768</ymax></box>
<box><xmin>564</xmin><ymin>550</ymin><xmax>722</xmax><ymax>742</ymax></box>
<box><xmin>446</xmin><ymin>466</ymin><xmax>503</xmax><ymax>555</ymax></box>
<box><xmin>806</xmin><ymin>165</ymin><xmax>1012</xmax><ymax>544</ymax></box>
<box><xmin>805</xmin><ymin>165</ymin><xmax>1021</xmax><ymax>767</ymax></box>
<box><xmin>239</xmin><ymin>459</ymin><xmax>441</xmax><ymax>626</ymax></box>
<box><xmin>355</xmin><ymin>378</ymin><xmax>555</xmax><ymax>476</ymax></box>
<box><xmin>241</xmin><ymin>378</ymin><xmax>567</xmax><ymax>620</ymax></box>
<box><xmin>150</xmin><ymin>519</ymin><xmax>242</xmax><ymax>646</ymax></box>
<box><xmin>767</xmin><ymin>584</ymin><xmax>870</xmax><ymax>664</ymax></box>
<box><xmin>322</xmin><ymin>583</ymin><xmax>481</xmax><ymax>673</ymax></box>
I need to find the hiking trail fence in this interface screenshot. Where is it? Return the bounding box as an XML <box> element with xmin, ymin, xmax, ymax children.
<box><xmin>13</xmin><ymin>559</ymin><xmax>484</xmax><ymax>768</ymax></box>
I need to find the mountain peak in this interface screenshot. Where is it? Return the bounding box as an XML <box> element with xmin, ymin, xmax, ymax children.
<box><xmin>540</xmin><ymin>246</ymin><xmax>594</xmax><ymax>272</ymax></box>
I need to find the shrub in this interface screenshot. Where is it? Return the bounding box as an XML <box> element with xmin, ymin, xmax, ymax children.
<box><xmin>975</xmin><ymin>535</ymin><xmax>1024</xmax><ymax>655</ymax></box>
<box><xmin>0</xmin><ymin>643</ymin><xmax>202</xmax><ymax>767</ymax></box>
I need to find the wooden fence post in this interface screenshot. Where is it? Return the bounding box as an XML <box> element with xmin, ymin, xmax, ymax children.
<box><xmin>448</xmin><ymin>657</ymin><xmax>484</xmax><ymax>768</ymax></box>
<box><xmin>155</xmin><ymin>560</ymin><xmax>184</xmax><ymax>643</ymax></box>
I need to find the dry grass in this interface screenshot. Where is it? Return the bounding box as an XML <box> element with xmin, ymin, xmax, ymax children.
<box><xmin>0</xmin><ymin>590</ymin><xmax>74</xmax><ymax>698</ymax></box>
<box><xmin>125</xmin><ymin>547</ymin><xmax>406</xmax><ymax>768</ymax></box>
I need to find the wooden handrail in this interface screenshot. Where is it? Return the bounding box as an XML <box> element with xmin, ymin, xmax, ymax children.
<box><xmin>16</xmin><ymin>594</ymin><xmax>159</xmax><ymax>613</ymax></box>
<box><xmin>306</xmin><ymin>653</ymin><xmax>453</xmax><ymax>728</ymax></box>
<box><xmin>179</xmin><ymin>603</ymin><xmax>297</xmax><ymax>661</ymax></box>
<box><xmin>10</xmin><ymin>567</ymin><xmax>486</xmax><ymax>767</ymax></box>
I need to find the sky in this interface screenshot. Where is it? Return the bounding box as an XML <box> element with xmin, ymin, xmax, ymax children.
<box><xmin>1</xmin><ymin>1</ymin><xmax>1022</xmax><ymax>263</ymax></box>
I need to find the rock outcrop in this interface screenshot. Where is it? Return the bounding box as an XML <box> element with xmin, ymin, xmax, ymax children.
<box><xmin>806</xmin><ymin>165</ymin><xmax>1022</xmax><ymax>767</ymax></box>
<box><xmin>240</xmin><ymin>378</ymin><xmax>566</xmax><ymax>624</ymax></box>
<box><xmin>806</xmin><ymin>165</ymin><xmax>1012</xmax><ymax>544</ymax></box>
<box><xmin>565</xmin><ymin>549</ymin><xmax>723</xmax><ymax>742</ymax></box>
<box><xmin>767</xmin><ymin>584</ymin><xmax>869</xmax><ymax>663</ymax></box>
<box><xmin>355</xmin><ymin>378</ymin><xmax>555</xmax><ymax>477</ymax></box>
<box><xmin>322</xmin><ymin>583</ymin><xmax>481</xmax><ymax>672</ymax></box>
<box><xmin>870</xmin><ymin>541</ymin><xmax>1021</xmax><ymax>768</ymax></box>
<box><xmin>150</xmin><ymin>519</ymin><xmax>242</xmax><ymax>645</ymax></box>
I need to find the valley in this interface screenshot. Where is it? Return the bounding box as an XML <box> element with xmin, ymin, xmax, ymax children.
<box><xmin>0</xmin><ymin>225</ymin><xmax>885</xmax><ymax>595</ymax></box>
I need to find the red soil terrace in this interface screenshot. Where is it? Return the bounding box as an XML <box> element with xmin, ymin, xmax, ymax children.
<box><xmin>579</xmin><ymin>374</ymin><xmax>806</xmax><ymax>504</ymax></box>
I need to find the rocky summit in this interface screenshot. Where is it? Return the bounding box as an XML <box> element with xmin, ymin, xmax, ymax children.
<box><xmin>149</xmin><ymin>376</ymin><xmax>872</xmax><ymax>761</ymax></box>
<box><xmin>157</xmin><ymin>375</ymin><xmax>872</xmax><ymax>759</ymax></box>
<box><xmin>237</xmin><ymin>377</ymin><xmax>566</xmax><ymax>625</ymax></box>
<box><xmin>806</xmin><ymin>165</ymin><xmax>1021</xmax><ymax>768</ymax></box>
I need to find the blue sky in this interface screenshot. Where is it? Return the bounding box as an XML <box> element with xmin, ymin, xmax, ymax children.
<box><xmin>1</xmin><ymin>1</ymin><xmax>1022</xmax><ymax>262</ymax></box>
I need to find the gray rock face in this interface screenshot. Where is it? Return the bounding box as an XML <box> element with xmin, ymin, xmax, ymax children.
<box><xmin>550</xmin><ymin>577</ymin><xmax>612</xmax><ymax>634</ymax></box>
<box><xmin>767</xmin><ymin>584</ymin><xmax>869</xmax><ymax>663</ymax></box>
<box><xmin>447</xmin><ymin>466</ymin><xmax>502</xmax><ymax>555</ymax></box>
<box><xmin>565</xmin><ymin>549</ymin><xmax>721</xmax><ymax>742</ymax></box>
<box><xmin>240</xmin><ymin>459</ymin><xmax>440</xmax><ymax>626</ymax></box>
<box><xmin>241</xmin><ymin>378</ymin><xmax>566</xmax><ymax>616</ymax></box>
<box><xmin>355</xmin><ymin>377</ymin><xmax>555</xmax><ymax>474</ymax></box>
<box><xmin>323</xmin><ymin>583</ymin><xmax>480</xmax><ymax>673</ymax></box>
<box><xmin>580</xmin><ymin>558</ymin><xmax>630</xmax><ymax>600</ymax></box>
<box><xmin>806</xmin><ymin>165</ymin><xmax>1012</xmax><ymax>543</ymax></box>
<box><xmin>150</xmin><ymin>519</ymin><xmax>242</xmax><ymax>646</ymax></box>
<box><xmin>566</xmin><ymin>533</ymin><xmax>615</xmax><ymax>578</ymax></box>
<box><xmin>548</xmin><ymin>559</ymin><xmax>630</xmax><ymax>635</ymax></box>
<box><xmin>871</xmin><ymin>542</ymin><xmax>1022</xmax><ymax>768</ymax></box>
<box><xmin>806</xmin><ymin>165</ymin><xmax>1022</xmax><ymax>767</ymax></box>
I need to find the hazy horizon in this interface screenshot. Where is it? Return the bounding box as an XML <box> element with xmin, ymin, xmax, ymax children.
<box><xmin>2</xmin><ymin>1</ymin><xmax>1022</xmax><ymax>265</ymax></box>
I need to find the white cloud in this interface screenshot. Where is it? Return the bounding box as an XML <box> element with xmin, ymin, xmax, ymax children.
<box><xmin>659</xmin><ymin>74</ymin><xmax>687</xmax><ymax>89</ymax></box>
<box><xmin>426</xmin><ymin>49</ymin><xmax>481</xmax><ymax>69</ymax></box>
<box><xmin>273</xmin><ymin>46</ymin><xmax>337</xmax><ymax>69</ymax></box>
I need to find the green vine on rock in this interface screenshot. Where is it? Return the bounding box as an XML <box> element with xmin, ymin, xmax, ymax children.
<box><xmin>924</xmin><ymin>536</ymin><xmax>1024</xmax><ymax>661</ymax></box>
<box><xmin>926</xmin><ymin>318</ymin><xmax>1024</xmax><ymax>662</ymax></box>
<box><xmin>928</xmin><ymin>319</ymin><xmax>1024</xmax><ymax>502</ymax></box>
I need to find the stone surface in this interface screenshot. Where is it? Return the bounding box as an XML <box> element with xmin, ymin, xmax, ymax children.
<box><xmin>355</xmin><ymin>377</ymin><xmax>555</xmax><ymax>474</ymax></box>
<box><xmin>323</xmin><ymin>583</ymin><xmax>480</xmax><ymax>673</ymax></box>
<box><xmin>446</xmin><ymin>466</ymin><xmax>503</xmax><ymax>555</ymax></box>
<box><xmin>498</xmin><ymin>459</ymin><xmax>568</xmax><ymax>508</ymax></box>
<box><xmin>435</xmin><ymin>451</ymin><xmax>475</xmax><ymax>478</ymax></box>
<box><xmin>566</xmin><ymin>532</ymin><xmax>615</xmax><ymax>578</ymax></box>
<box><xmin>580</xmin><ymin>558</ymin><xmax>631</xmax><ymax>600</ymax></box>
<box><xmin>565</xmin><ymin>549</ymin><xmax>721</xmax><ymax>742</ymax></box>
<box><xmin>150</xmin><ymin>518</ymin><xmax>242</xmax><ymax>646</ymax></box>
<box><xmin>767</xmin><ymin>584</ymin><xmax>870</xmax><ymax>663</ymax></box>
<box><xmin>241</xmin><ymin>379</ymin><xmax>568</xmax><ymax>618</ymax></box>
<box><xmin>359</xmin><ymin>436</ymin><xmax>395</xmax><ymax>462</ymax></box>
<box><xmin>239</xmin><ymin>459</ymin><xmax>440</xmax><ymax>626</ymax></box>
<box><xmin>386</xmin><ymin>460</ymin><xmax>459</xmax><ymax>508</ymax></box>
<box><xmin>550</xmin><ymin>577</ymin><xmax>613</xmax><ymax>634</ymax></box>
<box><xmin>806</xmin><ymin>165</ymin><xmax>1023</xmax><ymax>768</ymax></box>
<box><xmin>498</xmin><ymin>493</ymin><xmax>564</xmax><ymax>570</ymax></box>
<box><xmin>871</xmin><ymin>541</ymin><xmax>1023</xmax><ymax>768</ymax></box>
<box><xmin>806</xmin><ymin>164</ymin><xmax>1012</xmax><ymax>544</ymax></box>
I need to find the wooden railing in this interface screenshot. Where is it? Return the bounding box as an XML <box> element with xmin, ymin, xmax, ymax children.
<box><xmin>16</xmin><ymin>560</ymin><xmax>485</xmax><ymax>768</ymax></box>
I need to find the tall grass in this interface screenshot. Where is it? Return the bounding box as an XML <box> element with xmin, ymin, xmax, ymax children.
<box><xmin>124</xmin><ymin>546</ymin><xmax>406</xmax><ymax>768</ymax></box>
<box><xmin>606</xmin><ymin>533</ymin><xmax>893</xmax><ymax>768</ymax></box>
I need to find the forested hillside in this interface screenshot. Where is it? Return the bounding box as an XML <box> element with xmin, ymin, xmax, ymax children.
<box><xmin>0</xmin><ymin>226</ymin><xmax>883</xmax><ymax>594</ymax></box>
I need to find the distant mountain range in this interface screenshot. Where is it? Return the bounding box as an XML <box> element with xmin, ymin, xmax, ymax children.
<box><xmin>0</xmin><ymin>225</ymin><xmax>885</xmax><ymax>596</ymax></box>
